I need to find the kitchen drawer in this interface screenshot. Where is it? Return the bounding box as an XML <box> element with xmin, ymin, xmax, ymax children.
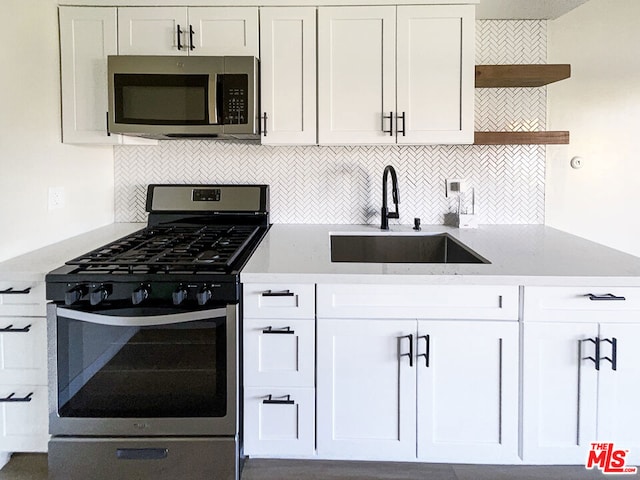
<box><xmin>243</xmin><ymin>283</ymin><xmax>315</xmax><ymax>319</ymax></box>
<box><xmin>244</xmin><ymin>387</ymin><xmax>315</xmax><ymax>457</ymax></box>
<box><xmin>0</xmin><ymin>385</ymin><xmax>48</xmax><ymax>452</ymax></box>
<box><xmin>244</xmin><ymin>318</ymin><xmax>314</xmax><ymax>388</ymax></box>
<box><xmin>524</xmin><ymin>286</ymin><xmax>640</xmax><ymax>323</ymax></box>
<box><xmin>0</xmin><ymin>317</ymin><xmax>47</xmax><ymax>385</ymax></box>
<box><xmin>0</xmin><ymin>281</ymin><xmax>46</xmax><ymax>317</ymax></box>
<box><xmin>317</xmin><ymin>284</ymin><xmax>519</xmax><ymax>320</ymax></box>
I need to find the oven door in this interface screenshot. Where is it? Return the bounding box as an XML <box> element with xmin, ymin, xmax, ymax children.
<box><xmin>47</xmin><ymin>303</ymin><xmax>238</xmax><ymax>437</ymax></box>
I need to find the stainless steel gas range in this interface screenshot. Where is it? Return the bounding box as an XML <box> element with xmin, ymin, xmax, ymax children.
<box><xmin>45</xmin><ymin>184</ymin><xmax>269</xmax><ymax>480</ymax></box>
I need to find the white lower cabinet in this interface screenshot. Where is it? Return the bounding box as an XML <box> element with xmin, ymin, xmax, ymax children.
<box><xmin>316</xmin><ymin>317</ymin><xmax>519</xmax><ymax>463</ymax></box>
<box><xmin>522</xmin><ymin>286</ymin><xmax>640</xmax><ymax>465</ymax></box>
<box><xmin>316</xmin><ymin>319</ymin><xmax>416</xmax><ymax>460</ymax></box>
<box><xmin>0</xmin><ymin>281</ymin><xmax>48</xmax><ymax>453</ymax></box>
<box><xmin>244</xmin><ymin>387</ymin><xmax>315</xmax><ymax>456</ymax></box>
<box><xmin>417</xmin><ymin>321</ymin><xmax>519</xmax><ymax>463</ymax></box>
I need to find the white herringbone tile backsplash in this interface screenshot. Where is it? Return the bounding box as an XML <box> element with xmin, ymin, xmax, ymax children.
<box><xmin>115</xmin><ymin>20</ymin><xmax>547</xmax><ymax>225</ymax></box>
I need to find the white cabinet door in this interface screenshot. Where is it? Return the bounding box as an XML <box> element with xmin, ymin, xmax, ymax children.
<box><xmin>0</xmin><ymin>386</ymin><xmax>48</xmax><ymax>452</ymax></box>
<box><xmin>189</xmin><ymin>7</ymin><xmax>258</xmax><ymax>57</ymax></box>
<box><xmin>59</xmin><ymin>7</ymin><xmax>119</xmax><ymax>144</ymax></box>
<box><xmin>118</xmin><ymin>7</ymin><xmax>188</xmax><ymax>55</ymax></box>
<box><xmin>318</xmin><ymin>7</ymin><xmax>396</xmax><ymax>145</ymax></box>
<box><xmin>522</xmin><ymin>322</ymin><xmax>599</xmax><ymax>464</ymax></box>
<box><xmin>0</xmin><ymin>318</ymin><xmax>47</xmax><ymax>386</ymax></box>
<box><xmin>417</xmin><ymin>321</ymin><xmax>519</xmax><ymax>463</ymax></box>
<box><xmin>244</xmin><ymin>387</ymin><xmax>315</xmax><ymax>457</ymax></box>
<box><xmin>317</xmin><ymin>319</ymin><xmax>416</xmax><ymax>460</ymax></box>
<box><xmin>598</xmin><ymin>323</ymin><xmax>640</xmax><ymax>465</ymax></box>
<box><xmin>244</xmin><ymin>318</ymin><xmax>315</xmax><ymax>388</ymax></box>
<box><xmin>260</xmin><ymin>7</ymin><xmax>316</xmax><ymax>145</ymax></box>
<box><xmin>396</xmin><ymin>5</ymin><xmax>474</xmax><ymax>144</ymax></box>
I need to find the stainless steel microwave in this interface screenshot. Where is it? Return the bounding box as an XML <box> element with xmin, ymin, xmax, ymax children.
<box><xmin>107</xmin><ymin>56</ymin><xmax>259</xmax><ymax>140</ymax></box>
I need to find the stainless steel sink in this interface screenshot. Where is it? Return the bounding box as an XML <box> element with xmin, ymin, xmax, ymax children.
<box><xmin>330</xmin><ymin>233</ymin><xmax>489</xmax><ymax>264</ymax></box>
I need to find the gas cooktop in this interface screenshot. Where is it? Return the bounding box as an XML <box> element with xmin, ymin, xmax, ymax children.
<box><xmin>46</xmin><ymin>185</ymin><xmax>270</xmax><ymax>307</ymax></box>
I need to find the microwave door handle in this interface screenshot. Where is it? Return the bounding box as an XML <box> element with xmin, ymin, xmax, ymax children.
<box><xmin>56</xmin><ymin>306</ymin><xmax>228</xmax><ymax>327</ymax></box>
<box><xmin>209</xmin><ymin>74</ymin><xmax>218</xmax><ymax>125</ymax></box>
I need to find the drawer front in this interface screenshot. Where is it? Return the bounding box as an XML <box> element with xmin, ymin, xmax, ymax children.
<box><xmin>244</xmin><ymin>318</ymin><xmax>314</xmax><ymax>388</ymax></box>
<box><xmin>0</xmin><ymin>317</ymin><xmax>47</xmax><ymax>385</ymax></box>
<box><xmin>0</xmin><ymin>385</ymin><xmax>48</xmax><ymax>452</ymax></box>
<box><xmin>524</xmin><ymin>286</ymin><xmax>640</xmax><ymax>323</ymax></box>
<box><xmin>317</xmin><ymin>284</ymin><xmax>519</xmax><ymax>320</ymax></box>
<box><xmin>0</xmin><ymin>281</ymin><xmax>46</xmax><ymax>317</ymax></box>
<box><xmin>244</xmin><ymin>284</ymin><xmax>315</xmax><ymax>319</ymax></box>
<box><xmin>244</xmin><ymin>387</ymin><xmax>315</xmax><ymax>457</ymax></box>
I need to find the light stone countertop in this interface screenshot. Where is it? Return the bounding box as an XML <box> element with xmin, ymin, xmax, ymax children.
<box><xmin>0</xmin><ymin>223</ymin><xmax>144</xmax><ymax>282</ymax></box>
<box><xmin>240</xmin><ymin>224</ymin><xmax>640</xmax><ymax>286</ymax></box>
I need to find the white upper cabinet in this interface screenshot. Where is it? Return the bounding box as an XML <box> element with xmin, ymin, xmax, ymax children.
<box><xmin>396</xmin><ymin>5</ymin><xmax>474</xmax><ymax>144</ymax></box>
<box><xmin>59</xmin><ymin>7</ymin><xmax>120</xmax><ymax>144</ymax></box>
<box><xmin>260</xmin><ymin>7</ymin><xmax>317</xmax><ymax>145</ymax></box>
<box><xmin>118</xmin><ymin>7</ymin><xmax>258</xmax><ymax>56</ymax></box>
<box><xmin>318</xmin><ymin>5</ymin><xmax>474</xmax><ymax>145</ymax></box>
<box><xmin>318</xmin><ymin>7</ymin><xmax>396</xmax><ymax>145</ymax></box>
<box><xmin>189</xmin><ymin>7</ymin><xmax>258</xmax><ymax>56</ymax></box>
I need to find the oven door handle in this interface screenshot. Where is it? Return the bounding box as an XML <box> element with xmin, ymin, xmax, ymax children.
<box><xmin>56</xmin><ymin>307</ymin><xmax>228</xmax><ymax>327</ymax></box>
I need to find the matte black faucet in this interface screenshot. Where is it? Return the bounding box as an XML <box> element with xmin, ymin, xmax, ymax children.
<box><xmin>381</xmin><ymin>165</ymin><xmax>400</xmax><ymax>230</ymax></box>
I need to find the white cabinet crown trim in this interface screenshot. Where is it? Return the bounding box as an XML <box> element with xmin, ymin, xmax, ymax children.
<box><xmin>61</xmin><ymin>1</ymin><xmax>479</xmax><ymax>6</ymax></box>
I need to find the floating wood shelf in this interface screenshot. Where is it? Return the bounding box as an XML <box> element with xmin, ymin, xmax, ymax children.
<box><xmin>474</xmin><ymin>131</ymin><xmax>570</xmax><ymax>145</ymax></box>
<box><xmin>475</xmin><ymin>64</ymin><xmax>571</xmax><ymax>88</ymax></box>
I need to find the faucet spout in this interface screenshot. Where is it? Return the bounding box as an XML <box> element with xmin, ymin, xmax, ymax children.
<box><xmin>381</xmin><ymin>165</ymin><xmax>400</xmax><ymax>230</ymax></box>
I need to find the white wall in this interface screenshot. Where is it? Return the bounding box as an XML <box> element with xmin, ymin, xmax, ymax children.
<box><xmin>0</xmin><ymin>0</ymin><xmax>114</xmax><ymax>262</ymax></box>
<box><xmin>547</xmin><ymin>0</ymin><xmax>640</xmax><ymax>257</ymax></box>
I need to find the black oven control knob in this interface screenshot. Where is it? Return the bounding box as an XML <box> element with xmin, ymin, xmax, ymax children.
<box><xmin>172</xmin><ymin>286</ymin><xmax>188</xmax><ymax>306</ymax></box>
<box><xmin>64</xmin><ymin>285</ymin><xmax>87</xmax><ymax>305</ymax></box>
<box><xmin>90</xmin><ymin>285</ymin><xmax>112</xmax><ymax>306</ymax></box>
<box><xmin>132</xmin><ymin>285</ymin><xmax>150</xmax><ymax>305</ymax></box>
<box><xmin>196</xmin><ymin>286</ymin><xmax>212</xmax><ymax>306</ymax></box>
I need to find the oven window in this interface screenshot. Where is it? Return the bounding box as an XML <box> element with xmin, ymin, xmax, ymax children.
<box><xmin>56</xmin><ymin>314</ymin><xmax>227</xmax><ymax>418</ymax></box>
<box><xmin>114</xmin><ymin>74</ymin><xmax>210</xmax><ymax>125</ymax></box>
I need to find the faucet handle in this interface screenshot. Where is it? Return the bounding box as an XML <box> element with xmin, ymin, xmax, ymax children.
<box><xmin>413</xmin><ymin>218</ymin><xmax>421</xmax><ymax>231</ymax></box>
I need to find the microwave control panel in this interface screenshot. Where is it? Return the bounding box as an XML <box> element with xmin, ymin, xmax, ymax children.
<box><xmin>220</xmin><ymin>74</ymin><xmax>248</xmax><ymax>125</ymax></box>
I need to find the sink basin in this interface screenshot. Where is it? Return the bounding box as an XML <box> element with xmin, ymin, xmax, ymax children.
<box><xmin>330</xmin><ymin>233</ymin><xmax>489</xmax><ymax>264</ymax></box>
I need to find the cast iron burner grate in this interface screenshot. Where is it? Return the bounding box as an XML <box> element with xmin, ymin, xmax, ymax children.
<box><xmin>66</xmin><ymin>224</ymin><xmax>260</xmax><ymax>274</ymax></box>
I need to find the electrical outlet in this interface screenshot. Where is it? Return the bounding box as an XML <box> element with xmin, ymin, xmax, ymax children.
<box><xmin>445</xmin><ymin>179</ymin><xmax>466</xmax><ymax>197</ymax></box>
<box><xmin>48</xmin><ymin>186</ymin><xmax>65</xmax><ymax>210</ymax></box>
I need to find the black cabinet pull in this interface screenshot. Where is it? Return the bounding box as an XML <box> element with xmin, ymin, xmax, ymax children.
<box><xmin>262</xmin><ymin>112</ymin><xmax>268</xmax><ymax>136</ymax></box>
<box><xmin>261</xmin><ymin>290</ymin><xmax>294</xmax><ymax>297</ymax></box>
<box><xmin>581</xmin><ymin>337</ymin><xmax>600</xmax><ymax>370</ymax></box>
<box><xmin>601</xmin><ymin>337</ymin><xmax>618</xmax><ymax>371</ymax></box>
<box><xmin>262</xmin><ymin>326</ymin><xmax>295</xmax><ymax>335</ymax></box>
<box><xmin>397</xmin><ymin>111</ymin><xmax>406</xmax><ymax>136</ymax></box>
<box><xmin>587</xmin><ymin>293</ymin><xmax>626</xmax><ymax>301</ymax></box>
<box><xmin>0</xmin><ymin>287</ymin><xmax>31</xmax><ymax>295</ymax></box>
<box><xmin>189</xmin><ymin>24</ymin><xmax>195</xmax><ymax>50</ymax></box>
<box><xmin>0</xmin><ymin>324</ymin><xmax>31</xmax><ymax>333</ymax></box>
<box><xmin>382</xmin><ymin>111</ymin><xmax>393</xmax><ymax>136</ymax></box>
<box><xmin>177</xmin><ymin>24</ymin><xmax>183</xmax><ymax>50</ymax></box>
<box><xmin>417</xmin><ymin>334</ymin><xmax>430</xmax><ymax>367</ymax></box>
<box><xmin>0</xmin><ymin>392</ymin><xmax>33</xmax><ymax>403</ymax></box>
<box><xmin>399</xmin><ymin>334</ymin><xmax>413</xmax><ymax>367</ymax></box>
<box><xmin>106</xmin><ymin>111</ymin><xmax>111</xmax><ymax>136</ymax></box>
<box><xmin>262</xmin><ymin>394</ymin><xmax>294</xmax><ymax>405</ymax></box>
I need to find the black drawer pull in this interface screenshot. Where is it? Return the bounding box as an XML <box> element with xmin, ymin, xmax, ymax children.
<box><xmin>0</xmin><ymin>287</ymin><xmax>32</xmax><ymax>295</ymax></box>
<box><xmin>262</xmin><ymin>326</ymin><xmax>295</xmax><ymax>335</ymax></box>
<box><xmin>261</xmin><ymin>290</ymin><xmax>294</xmax><ymax>297</ymax></box>
<box><xmin>587</xmin><ymin>293</ymin><xmax>626</xmax><ymax>301</ymax></box>
<box><xmin>117</xmin><ymin>448</ymin><xmax>168</xmax><ymax>461</ymax></box>
<box><xmin>0</xmin><ymin>392</ymin><xmax>33</xmax><ymax>403</ymax></box>
<box><xmin>262</xmin><ymin>394</ymin><xmax>295</xmax><ymax>405</ymax></box>
<box><xmin>0</xmin><ymin>324</ymin><xmax>31</xmax><ymax>333</ymax></box>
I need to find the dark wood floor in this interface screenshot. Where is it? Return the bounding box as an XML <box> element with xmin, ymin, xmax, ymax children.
<box><xmin>0</xmin><ymin>454</ymin><xmax>613</xmax><ymax>480</ymax></box>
